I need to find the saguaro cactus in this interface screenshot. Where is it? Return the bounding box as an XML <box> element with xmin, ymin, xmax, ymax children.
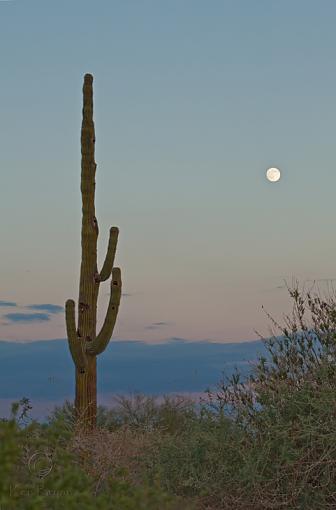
<box><xmin>65</xmin><ymin>73</ymin><xmax>122</xmax><ymax>430</ymax></box>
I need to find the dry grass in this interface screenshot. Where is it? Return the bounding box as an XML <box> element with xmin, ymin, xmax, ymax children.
<box><xmin>69</xmin><ymin>425</ymin><xmax>158</xmax><ymax>493</ymax></box>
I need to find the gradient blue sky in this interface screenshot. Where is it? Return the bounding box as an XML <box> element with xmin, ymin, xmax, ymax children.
<box><xmin>1</xmin><ymin>0</ymin><xmax>336</xmax><ymax>343</ymax></box>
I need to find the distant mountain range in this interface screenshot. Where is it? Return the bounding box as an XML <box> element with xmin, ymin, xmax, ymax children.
<box><xmin>0</xmin><ymin>337</ymin><xmax>267</xmax><ymax>419</ymax></box>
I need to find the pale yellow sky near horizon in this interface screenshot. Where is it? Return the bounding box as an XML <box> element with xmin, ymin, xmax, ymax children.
<box><xmin>1</xmin><ymin>273</ymin><xmax>330</xmax><ymax>343</ymax></box>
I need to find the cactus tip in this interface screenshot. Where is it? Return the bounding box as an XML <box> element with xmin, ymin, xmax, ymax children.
<box><xmin>112</xmin><ymin>267</ymin><xmax>121</xmax><ymax>280</ymax></box>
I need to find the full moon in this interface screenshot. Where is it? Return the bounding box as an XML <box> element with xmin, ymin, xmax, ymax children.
<box><xmin>266</xmin><ymin>167</ymin><xmax>281</xmax><ymax>182</ymax></box>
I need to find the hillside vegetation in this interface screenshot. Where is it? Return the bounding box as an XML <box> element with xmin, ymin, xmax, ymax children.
<box><xmin>1</xmin><ymin>282</ymin><xmax>336</xmax><ymax>509</ymax></box>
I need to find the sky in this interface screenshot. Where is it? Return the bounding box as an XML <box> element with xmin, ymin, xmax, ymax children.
<box><xmin>1</xmin><ymin>0</ymin><xmax>336</xmax><ymax>343</ymax></box>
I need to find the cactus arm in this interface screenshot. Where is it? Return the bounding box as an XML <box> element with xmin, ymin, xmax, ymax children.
<box><xmin>98</xmin><ymin>227</ymin><xmax>119</xmax><ymax>282</ymax></box>
<box><xmin>86</xmin><ymin>267</ymin><xmax>122</xmax><ymax>355</ymax></box>
<box><xmin>65</xmin><ymin>299</ymin><xmax>88</xmax><ymax>371</ymax></box>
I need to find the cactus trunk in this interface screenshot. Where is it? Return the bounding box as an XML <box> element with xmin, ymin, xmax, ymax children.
<box><xmin>65</xmin><ymin>74</ymin><xmax>122</xmax><ymax>431</ymax></box>
<box><xmin>75</xmin><ymin>356</ymin><xmax>97</xmax><ymax>428</ymax></box>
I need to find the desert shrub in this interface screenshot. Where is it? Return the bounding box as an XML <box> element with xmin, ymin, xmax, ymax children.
<box><xmin>206</xmin><ymin>281</ymin><xmax>336</xmax><ymax>508</ymax></box>
<box><xmin>142</xmin><ymin>281</ymin><xmax>336</xmax><ymax>509</ymax></box>
<box><xmin>0</xmin><ymin>399</ymin><xmax>193</xmax><ymax>510</ymax></box>
<box><xmin>48</xmin><ymin>393</ymin><xmax>197</xmax><ymax>434</ymax></box>
<box><xmin>141</xmin><ymin>411</ymin><xmax>247</xmax><ymax>502</ymax></box>
<box><xmin>106</xmin><ymin>393</ymin><xmax>197</xmax><ymax>433</ymax></box>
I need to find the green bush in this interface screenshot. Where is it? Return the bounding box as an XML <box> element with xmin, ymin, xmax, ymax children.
<box><xmin>142</xmin><ymin>282</ymin><xmax>336</xmax><ymax>509</ymax></box>
<box><xmin>0</xmin><ymin>400</ymin><xmax>193</xmax><ymax>510</ymax></box>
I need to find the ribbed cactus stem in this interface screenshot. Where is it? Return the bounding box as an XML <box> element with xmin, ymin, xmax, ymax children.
<box><xmin>99</xmin><ymin>227</ymin><xmax>119</xmax><ymax>282</ymax></box>
<box><xmin>86</xmin><ymin>268</ymin><xmax>122</xmax><ymax>355</ymax></box>
<box><xmin>65</xmin><ymin>299</ymin><xmax>88</xmax><ymax>371</ymax></box>
<box><xmin>65</xmin><ymin>73</ymin><xmax>122</xmax><ymax>430</ymax></box>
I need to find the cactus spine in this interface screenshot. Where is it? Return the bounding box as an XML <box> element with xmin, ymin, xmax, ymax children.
<box><xmin>65</xmin><ymin>73</ymin><xmax>121</xmax><ymax>430</ymax></box>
